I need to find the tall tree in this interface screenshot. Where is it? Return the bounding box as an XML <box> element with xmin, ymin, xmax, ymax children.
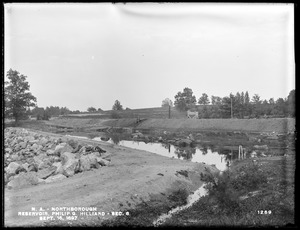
<box><xmin>161</xmin><ymin>98</ymin><xmax>173</xmax><ymax>107</ymax></box>
<box><xmin>240</xmin><ymin>92</ymin><xmax>245</xmax><ymax>104</ymax></box>
<box><xmin>4</xmin><ymin>69</ymin><xmax>37</xmax><ymax>122</ymax></box>
<box><xmin>198</xmin><ymin>93</ymin><xmax>210</xmax><ymax>105</ymax></box>
<box><xmin>234</xmin><ymin>92</ymin><xmax>243</xmax><ymax>118</ymax></box>
<box><xmin>211</xmin><ymin>96</ymin><xmax>222</xmax><ymax>105</ymax></box>
<box><xmin>87</xmin><ymin>107</ymin><xmax>97</xmax><ymax>112</ymax></box>
<box><xmin>220</xmin><ymin>96</ymin><xmax>232</xmax><ymax>118</ymax></box>
<box><xmin>112</xmin><ymin>100</ymin><xmax>123</xmax><ymax>111</ymax></box>
<box><xmin>174</xmin><ymin>87</ymin><xmax>197</xmax><ymax>111</ymax></box>
<box><xmin>287</xmin><ymin>89</ymin><xmax>295</xmax><ymax>117</ymax></box>
<box><xmin>31</xmin><ymin>106</ymin><xmax>47</xmax><ymax>120</ymax></box>
<box><xmin>274</xmin><ymin>98</ymin><xmax>287</xmax><ymax>116</ymax></box>
<box><xmin>269</xmin><ymin>98</ymin><xmax>275</xmax><ymax>105</ymax></box>
<box><xmin>251</xmin><ymin>94</ymin><xmax>261</xmax><ymax>104</ymax></box>
<box><xmin>60</xmin><ymin>107</ymin><xmax>70</xmax><ymax>115</ymax></box>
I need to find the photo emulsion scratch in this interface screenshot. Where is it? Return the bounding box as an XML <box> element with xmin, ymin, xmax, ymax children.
<box><xmin>4</xmin><ymin>3</ymin><xmax>296</xmax><ymax>228</ymax></box>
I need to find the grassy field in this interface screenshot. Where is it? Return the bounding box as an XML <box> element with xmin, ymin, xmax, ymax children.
<box><xmin>137</xmin><ymin>118</ymin><xmax>295</xmax><ymax>133</ymax></box>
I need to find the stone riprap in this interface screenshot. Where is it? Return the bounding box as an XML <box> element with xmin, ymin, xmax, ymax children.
<box><xmin>4</xmin><ymin>127</ymin><xmax>111</xmax><ymax>189</ymax></box>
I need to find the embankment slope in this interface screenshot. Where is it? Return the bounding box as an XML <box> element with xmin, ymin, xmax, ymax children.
<box><xmin>136</xmin><ymin>118</ymin><xmax>295</xmax><ymax>133</ymax></box>
<box><xmin>45</xmin><ymin>118</ymin><xmax>295</xmax><ymax>133</ymax></box>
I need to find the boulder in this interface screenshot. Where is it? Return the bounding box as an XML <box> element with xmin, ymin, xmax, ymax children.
<box><xmin>61</xmin><ymin>152</ymin><xmax>79</xmax><ymax>177</ymax></box>
<box><xmin>18</xmin><ymin>141</ymin><xmax>28</xmax><ymax>150</ymax></box>
<box><xmin>16</xmin><ymin>136</ymin><xmax>24</xmax><ymax>143</ymax></box>
<box><xmin>53</xmin><ymin>156</ymin><xmax>61</xmax><ymax>162</ymax></box>
<box><xmin>10</xmin><ymin>154</ymin><xmax>20</xmax><ymax>161</ymax></box>
<box><xmin>28</xmin><ymin>140</ymin><xmax>39</xmax><ymax>145</ymax></box>
<box><xmin>36</xmin><ymin>166</ymin><xmax>57</xmax><ymax>179</ymax></box>
<box><xmin>5</xmin><ymin>148</ymin><xmax>12</xmax><ymax>154</ymax></box>
<box><xmin>100</xmin><ymin>152</ymin><xmax>112</xmax><ymax>161</ymax></box>
<box><xmin>48</xmin><ymin>143</ymin><xmax>57</xmax><ymax>150</ymax></box>
<box><xmin>54</xmin><ymin>143</ymin><xmax>74</xmax><ymax>156</ymax></box>
<box><xmin>96</xmin><ymin>157</ymin><xmax>110</xmax><ymax>166</ymax></box>
<box><xmin>52</xmin><ymin>162</ymin><xmax>64</xmax><ymax>175</ymax></box>
<box><xmin>30</xmin><ymin>143</ymin><xmax>39</xmax><ymax>151</ymax></box>
<box><xmin>45</xmin><ymin>174</ymin><xmax>67</xmax><ymax>183</ymax></box>
<box><xmin>78</xmin><ymin>154</ymin><xmax>100</xmax><ymax>172</ymax></box>
<box><xmin>7</xmin><ymin>172</ymin><xmax>39</xmax><ymax>189</ymax></box>
<box><xmin>38</xmin><ymin>137</ymin><xmax>49</xmax><ymax>146</ymax></box>
<box><xmin>78</xmin><ymin>146</ymin><xmax>86</xmax><ymax>154</ymax></box>
<box><xmin>22</xmin><ymin>163</ymin><xmax>30</xmax><ymax>172</ymax></box>
<box><xmin>46</xmin><ymin>149</ymin><xmax>56</xmax><ymax>156</ymax></box>
<box><xmin>94</xmin><ymin>146</ymin><xmax>106</xmax><ymax>154</ymax></box>
<box><xmin>6</xmin><ymin>162</ymin><xmax>22</xmax><ymax>175</ymax></box>
<box><xmin>67</xmin><ymin>139</ymin><xmax>79</xmax><ymax>149</ymax></box>
<box><xmin>26</xmin><ymin>135</ymin><xmax>35</xmax><ymax>142</ymax></box>
<box><xmin>85</xmin><ymin>145</ymin><xmax>94</xmax><ymax>152</ymax></box>
<box><xmin>28</xmin><ymin>163</ymin><xmax>39</xmax><ymax>172</ymax></box>
<box><xmin>72</xmin><ymin>144</ymin><xmax>83</xmax><ymax>153</ymax></box>
<box><xmin>33</xmin><ymin>154</ymin><xmax>49</xmax><ymax>169</ymax></box>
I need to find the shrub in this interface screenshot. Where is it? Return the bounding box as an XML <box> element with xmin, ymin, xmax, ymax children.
<box><xmin>167</xmin><ymin>188</ymin><xmax>189</xmax><ymax>205</ymax></box>
<box><xmin>201</xmin><ymin>170</ymin><xmax>241</xmax><ymax>213</ymax></box>
<box><xmin>110</xmin><ymin>111</ymin><xmax>121</xmax><ymax>119</ymax></box>
<box><xmin>230</xmin><ymin>162</ymin><xmax>268</xmax><ymax>191</ymax></box>
<box><xmin>200</xmin><ymin>163</ymin><xmax>268</xmax><ymax>214</ymax></box>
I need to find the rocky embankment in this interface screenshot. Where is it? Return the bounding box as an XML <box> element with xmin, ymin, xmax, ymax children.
<box><xmin>4</xmin><ymin>128</ymin><xmax>111</xmax><ymax>189</ymax></box>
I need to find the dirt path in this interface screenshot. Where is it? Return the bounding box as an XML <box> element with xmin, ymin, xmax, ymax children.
<box><xmin>4</xmin><ymin>132</ymin><xmax>215</xmax><ymax>227</ymax></box>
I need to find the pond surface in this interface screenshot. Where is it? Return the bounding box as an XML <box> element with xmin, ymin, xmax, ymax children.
<box><xmin>66</xmin><ymin>131</ymin><xmax>258</xmax><ymax>172</ymax></box>
<box><xmin>93</xmin><ymin>137</ymin><xmax>230</xmax><ymax>171</ymax></box>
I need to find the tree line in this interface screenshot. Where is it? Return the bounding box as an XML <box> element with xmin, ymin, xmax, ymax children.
<box><xmin>4</xmin><ymin>69</ymin><xmax>295</xmax><ymax>122</ymax></box>
<box><xmin>163</xmin><ymin>87</ymin><xmax>295</xmax><ymax>118</ymax></box>
<box><xmin>4</xmin><ymin>69</ymin><xmax>131</xmax><ymax>121</ymax></box>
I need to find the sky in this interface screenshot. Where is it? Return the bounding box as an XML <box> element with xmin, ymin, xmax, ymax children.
<box><xmin>4</xmin><ymin>3</ymin><xmax>295</xmax><ymax>111</ymax></box>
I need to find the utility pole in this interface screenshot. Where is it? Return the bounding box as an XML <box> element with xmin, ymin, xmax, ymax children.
<box><xmin>168</xmin><ymin>105</ymin><xmax>171</xmax><ymax>119</ymax></box>
<box><xmin>231</xmin><ymin>96</ymin><xmax>233</xmax><ymax>119</ymax></box>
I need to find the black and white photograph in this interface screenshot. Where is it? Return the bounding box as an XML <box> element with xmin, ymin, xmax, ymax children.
<box><xmin>3</xmin><ymin>3</ymin><xmax>296</xmax><ymax>227</ymax></box>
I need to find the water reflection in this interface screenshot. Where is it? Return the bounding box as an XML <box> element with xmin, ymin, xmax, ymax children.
<box><xmin>65</xmin><ymin>133</ymin><xmax>239</xmax><ymax>171</ymax></box>
<box><xmin>174</xmin><ymin>147</ymin><xmax>196</xmax><ymax>161</ymax></box>
<box><xmin>93</xmin><ymin>137</ymin><xmax>230</xmax><ymax>171</ymax></box>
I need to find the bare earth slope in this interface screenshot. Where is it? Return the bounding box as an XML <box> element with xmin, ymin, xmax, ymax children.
<box><xmin>4</xmin><ymin>131</ymin><xmax>216</xmax><ymax>227</ymax></box>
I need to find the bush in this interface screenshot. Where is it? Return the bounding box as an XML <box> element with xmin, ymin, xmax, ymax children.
<box><xmin>200</xmin><ymin>163</ymin><xmax>268</xmax><ymax>214</ymax></box>
<box><xmin>167</xmin><ymin>188</ymin><xmax>189</xmax><ymax>205</ymax></box>
<box><xmin>110</xmin><ymin>111</ymin><xmax>121</xmax><ymax>119</ymax></box>
<box><xmin>201</xmin><ymin>170</ymin><xmax>241</xmax><ymax>213</ymax></box>
<box><xmin>230</xmin><ymin>163</ymin><xmax>268</xmax><ymax>191</ymax></box>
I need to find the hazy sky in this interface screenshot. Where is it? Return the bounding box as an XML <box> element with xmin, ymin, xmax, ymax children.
<box><xmin>4</xmin><ymin>3</ymin><xmax>295</xmax><ymax>111</ymax></box>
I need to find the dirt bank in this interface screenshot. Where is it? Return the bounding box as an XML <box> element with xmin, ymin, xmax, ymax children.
<box><xmin>39</xmin><ymin>118</ymin><xmax>295</xmax><ymax>134</ymax></box>
<box><xmin>4</xmin><ymin>128</ymin><xmax>217</xmax><ymax>227</ymax></box>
